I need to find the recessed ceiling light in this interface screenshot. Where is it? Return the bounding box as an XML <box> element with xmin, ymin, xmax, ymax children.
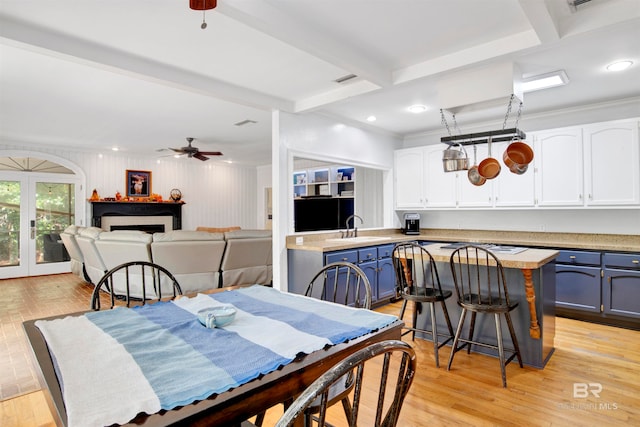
<box><xmin>606</xmin><ymin>60</ymin><xmax>633</xmax><ymax>72</ymax></box>
<box><xmin>111</xmin><ymin>147</ymin><xmax>119</xmax><ymax>151</ymax></box>
<box><xmin>366</xmin><ymin>115</ymin><xmax>377</xmax><ymax>122</ymax></box>
<box><xmin>521</xmin><ymin>70</ymin><xmax>569</xmax><ymax>92</ymax></box>
<box><xmin>408</xmin><ymin>104</ymin><xmax>427</xmax><ymax>114</ymax></box>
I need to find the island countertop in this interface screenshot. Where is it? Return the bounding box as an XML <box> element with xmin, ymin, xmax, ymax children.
<box><xmin>420</xmin><ymin>243</ymin><xmax>558</xmax><ymax>270</ymax></box>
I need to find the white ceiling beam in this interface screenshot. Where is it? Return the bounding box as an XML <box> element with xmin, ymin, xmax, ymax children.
<box><xmin>518</xmin><ymin>0</ymin><xmax>560</xmax><ymax>44</ymax></box>
<box><xmin>0</xmin><ymin>16</ymin><xmax>293</xmax><ymax>112</ymax></box>
<box><xmin>218</xmin><ymin>1</ymin><xmax>392</xmax><ymax>89</ymax></box>
<box><xmin>393</xmin><ymin>30</ymin><xmax>541</xmax><ymax>85</ymax></box>
<box><xmin>294</xmin><ymin>80</ymin><xmax>381</xmax><ymax>113</ymax></box>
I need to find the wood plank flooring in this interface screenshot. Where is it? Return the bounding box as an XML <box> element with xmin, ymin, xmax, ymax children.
<box><xmin>1</xmin><ymin>274</ymin><xmax>639</xmax><ymax>426</ymax></box>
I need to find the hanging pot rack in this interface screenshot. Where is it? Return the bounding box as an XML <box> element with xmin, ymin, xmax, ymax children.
<box><xmin>441</xmin><ymin>128</ymin><xmax>526</xmax><ymax>146</ymax></box>
<box><xmin>440</xmin><ymin>94</ymin><xmax>526</xmax><ymax>146</ymax></box>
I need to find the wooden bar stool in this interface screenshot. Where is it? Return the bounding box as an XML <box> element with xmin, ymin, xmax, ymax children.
<box><xmin>392</xmin><ymin>242</ymin><xmax>455</xmax><ymax>368</ymax></box>
<box><xmin>447</xmin><ymin>245</ymin><xmax>523</xmax><ymax>387</ymax></box>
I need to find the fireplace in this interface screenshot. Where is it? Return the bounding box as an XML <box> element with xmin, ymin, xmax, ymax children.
<box><xmin>91</xmin><ymin>202</ymin><xmax>183</xmax><ymax>232</ymax></box>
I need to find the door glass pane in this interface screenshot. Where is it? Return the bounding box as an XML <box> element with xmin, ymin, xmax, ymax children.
<box><xmin>36</xmin><ymin>182</ymin><xmax>74</xmax><ymax>264</ymax></box>
<box><xmin>0</xmin><ymin>180</ymin><xmax>21</xmax><ymax>267</ymax></box>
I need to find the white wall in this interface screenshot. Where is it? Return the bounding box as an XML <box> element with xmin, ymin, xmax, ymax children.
<box><xmin>271</xmin><ymin>111</ymin><xmax>403</xmax><ymax>291</ymax></box>
<box><xmin>0</xmin><ymin>143</ymin><xmax>259</xmax><ymax>230</ymax></box>
<box><xmin>400</xmin><ymin>98</ymin><xmax>640</xmax><ymax>235</ymax></box>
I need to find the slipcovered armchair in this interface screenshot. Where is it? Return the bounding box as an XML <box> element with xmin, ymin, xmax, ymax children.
<box><xmin>220</xmin><ymin>230</ymin><xmax>273</xmax><ymax>287</ymax></box>
<box><xmin>60</xmin><ymin>225</ymin><xmax>86</xmax><ymax>280</ymax></box>
<box><xmin>75</xmin><ymin>227</ymin><xmax>107</xmax><ymax>285</ymax></box>
<box><xmin>94</xmin><ymin>230</ymin><xmax>154</xmax><ymax>298</ymax></box>
<box><xmin>151</xmin><ymin>230</ymin><xmax>226</xmax><ymax>294</ymax></box>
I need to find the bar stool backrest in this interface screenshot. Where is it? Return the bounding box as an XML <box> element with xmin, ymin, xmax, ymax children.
<box><xmin>392</xmin><ymin>242</ymin><xmax>443</xmax><ymax>295</ymax></box>
<box><xmin>449</xmin><ymin>245</ymin><xmax>512</xmax><ymax>311</ymax></box>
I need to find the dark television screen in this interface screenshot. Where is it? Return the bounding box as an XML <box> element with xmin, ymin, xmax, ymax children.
<box><xmin>294</xmin><ymin>197</ymin><xmax>354</xmax><ymax>232</ymax></box>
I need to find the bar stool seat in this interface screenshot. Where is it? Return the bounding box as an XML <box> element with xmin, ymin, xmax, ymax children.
<box><xmin>447</xmin><ymin>244</ymin><xmax>523</xmax><ymax>387</ymax></box>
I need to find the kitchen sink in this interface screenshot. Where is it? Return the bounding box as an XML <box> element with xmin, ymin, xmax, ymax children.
<box><xmin>326</xmin><ymin>236</ymin><xmax>393</xmax><ymax>243</ymax></box>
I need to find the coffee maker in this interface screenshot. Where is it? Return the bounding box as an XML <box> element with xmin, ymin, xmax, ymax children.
<box><xmin>403</xmin><ymin>213</ymin><xmax>420</xmax><ymax>235</ymax></box>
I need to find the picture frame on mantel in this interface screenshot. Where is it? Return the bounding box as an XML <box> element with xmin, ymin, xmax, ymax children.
<box><xmin>126</xmin><ymin>170</ymin><xmax>152</xmax><ymax>198</ymax></box>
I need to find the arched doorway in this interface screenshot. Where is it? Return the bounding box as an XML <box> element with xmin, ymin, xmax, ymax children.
<box><xmin>0</xmin><ymin>151</ymin><xmax>85</xmax><ymax>278</ymax></box>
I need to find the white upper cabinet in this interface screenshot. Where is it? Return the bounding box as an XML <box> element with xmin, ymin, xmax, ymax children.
<box><xmin>394</xmin><ymin>118</ymin><xmax>639</xmax><ymax>211</ymax></box>
<box><xmin>423</xmin><ymin>145</ymin><xmax>457</xmax><ymax>208</ymax></box>
<box><xmin>533</xmin><ymin>126</ymin><xmax>584</xmax><ymax>206</ymax></box>
<box><xmin>583</xmin><ymin>120</ymin><xmax>639</xmax><ymax>206</ymax></box>
<box><xmin>492</xmin><ymin>140</ymin><xmax>536</xmax><ymax>207</ymax></box>
<box><xmin>457</xmin><ymin>144</ymin><xmax>493</xmax><ymax>207</ymax></box>
<box><xmin>532</xmin><ymin>118</ymin><xmax>639</xmax><ymax>208</ymax></box>
<box><xmin>394</xmin><ymin>148</ymin><xmax>425</xmax><ymax>209</ymax></box>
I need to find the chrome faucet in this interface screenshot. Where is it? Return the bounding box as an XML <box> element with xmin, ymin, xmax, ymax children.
<box><xmin>344</xmin><ymin>214</ymin><xmax>363</xmax><ymax>238</ymax></box>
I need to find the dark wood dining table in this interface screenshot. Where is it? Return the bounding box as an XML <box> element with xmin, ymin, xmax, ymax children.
<box><xmin>24</xmin><ymin>286</ymin><xmax>403</xmax><ymax>426</ymax></box>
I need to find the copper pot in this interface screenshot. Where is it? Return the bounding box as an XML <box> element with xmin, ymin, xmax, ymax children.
<box><xmin>478</xmin><ymin>137</ymin><xmax>501</xmax><ymax>179</ymax></box>
<box><xmin>503</xmin><ymin>140</ymin><xmax>534</xmax><ymax>175</ymax></box>
<box><xmin>467</xmin><ymin>145</ymin><xmax>486</xmax><ymax>186</ymax></box>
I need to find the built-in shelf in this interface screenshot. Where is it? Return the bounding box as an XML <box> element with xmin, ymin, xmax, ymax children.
<box><xmin>293</xmin><ymin>165</ymin><xmax>355</xmax><ymax>199</ymax></box>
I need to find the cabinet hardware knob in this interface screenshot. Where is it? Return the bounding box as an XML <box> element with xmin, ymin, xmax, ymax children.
<box><xmin>633</xmin><ymin>260</ymin><xmax>639</xmax><ymax>264</ymax></box>
<box><xmin>569</xmin><ymin>256</ymin><xmax>576</xmax><ymax>259</ymax></box>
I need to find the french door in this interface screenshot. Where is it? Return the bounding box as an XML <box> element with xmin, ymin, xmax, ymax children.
<box><xmin>0</xmin><ymin>172</ymin><xmax>83</xmax><ymax>278</ymax></box>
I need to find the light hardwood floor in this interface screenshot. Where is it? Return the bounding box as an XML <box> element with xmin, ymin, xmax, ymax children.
<box><xmin>1</xmin><ymin>274</ymin><xmax>639</xmax><ymax>426</ymax></box>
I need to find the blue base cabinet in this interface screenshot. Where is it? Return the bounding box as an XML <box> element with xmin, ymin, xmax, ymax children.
<box><xmin>603</xmin><ymin>253</ymin><xmax>640</xmax><ymax>320</ymax></box>
<box><xmin>555</xmin><ymin>249</ymin><xmax>640</xmax><ymax>329</ymax></box>
<box><xmin>357</xmin><ymin>244</ymin><xmax>396</xmax><ymax>303</ymax></box>
<box><xmin>555</xmin><ymin>250</ymin><xmax>601</xmax><ymax>312</ymax></box>
<box><xmin>288</xmin><ymin>243</ymin><xmax>398</xmax><ymax>306</ymax></box>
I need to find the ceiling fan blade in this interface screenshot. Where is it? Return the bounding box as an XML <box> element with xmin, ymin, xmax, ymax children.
<box><xmin>169</xmin><ymin>147</ymin><xmax>185</xmax><ymax>153</ymax></box>
<box><xmin>193</xmin><ymin>153</ymin><xmax>210</xmax><ymax>161</ymax></box>
<box><xmin>198</xmin><ymin>151</ymin><xmax>223</xmax><ymax>156</ymax></box>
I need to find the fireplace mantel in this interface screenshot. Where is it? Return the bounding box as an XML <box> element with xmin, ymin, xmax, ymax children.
<box><xmin>90</xmin><ymin>201</ymin><xmax>183</xmax><ymax>230</ymax></box>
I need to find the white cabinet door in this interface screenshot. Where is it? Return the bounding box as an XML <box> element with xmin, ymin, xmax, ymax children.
<box><xmin>394</xmin><ymin>148</ymin><xmax>425</xmax><ymax>209</ymax></box>
<box><xmin>584</xmin><ymin>120</ymin><xmax>640</xmax><ymax>206</ymax></box>
<box><xmin>458</xmin><ymin>144</ymin><xmax>493</xmax><ymax>207</ymax></box>
<box><xmin>493</xmin><ymin>140</ymin><xmax>536</xmax><ymax>207</ymax></box>
<box><xmin>534</xmin><ymin>127</ymin><xmax>584</xmax><ymax>206</ymax></box>
<box><xmin>423</xmin><ymin>145</ymin><xmax>457</xmax><ymax>208</ymax></box>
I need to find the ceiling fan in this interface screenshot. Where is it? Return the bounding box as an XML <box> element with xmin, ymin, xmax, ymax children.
<box><xmin>169</xmin><ymin>138</ymin><xmax>223</xmax><ymax>161</ymax></box>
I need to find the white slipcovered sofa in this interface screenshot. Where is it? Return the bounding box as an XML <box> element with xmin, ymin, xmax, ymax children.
<box><xmin>75</xmin><ymin>227</ymin><xmax>108</xmax><ymax>285</ymax></box>
<box><xmin>60</xmin><ymin>225</ymin><xmax>86</xmax><ymax>280</ymax></box>
<box><xmin>151</xmin><ymin>230</ymin><xmax>226</xmax><ymax>294</ymax></box>
<box><xmin>65</xmin><ymin>225</ymin><xmax>273</xmax><ymax>293</ymax></box>
<box><xmin>220</xmin><ymin>230</ymin><xmax>273</xmax><ymax>287</ymax></box>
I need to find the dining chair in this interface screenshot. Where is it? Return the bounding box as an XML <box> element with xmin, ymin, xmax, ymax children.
<box><xmin>273</xmin><ymin>339</ymin><xmax>417</xmax><ymax>427</ymax></box>
<box><xmin>447</xmin><ymin>244</ymin><xmax>523</xmax><ymax>387</ymax></box>
<box><xmin>304</xmin><ymin>261</ymin><xmax>372</xmax><ymax>309</ymax></box>
<box><xmin>90</xmin><ymin>260</ymin><xmax>182</xmax><ymax>310</ymax></box>
<box><xmin>392</xmin><ymin>242</ymin><xmax>454</xmax><ymax>367</ymax></box>
<box><xmin>252</xmin><ymin>261</ymin><xmax>372</xmax><ymax>427</ymax></box>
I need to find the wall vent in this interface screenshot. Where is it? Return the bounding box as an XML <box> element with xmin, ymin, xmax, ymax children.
<box><xmin>234</xmin><ymin>119</ymin><xmax>258</xmax><ymax>126</ymax></box>
<box><xmin>568</xmin><ymin>0</ymin><xmax>595</xmax><ymax>10</ymax></box>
